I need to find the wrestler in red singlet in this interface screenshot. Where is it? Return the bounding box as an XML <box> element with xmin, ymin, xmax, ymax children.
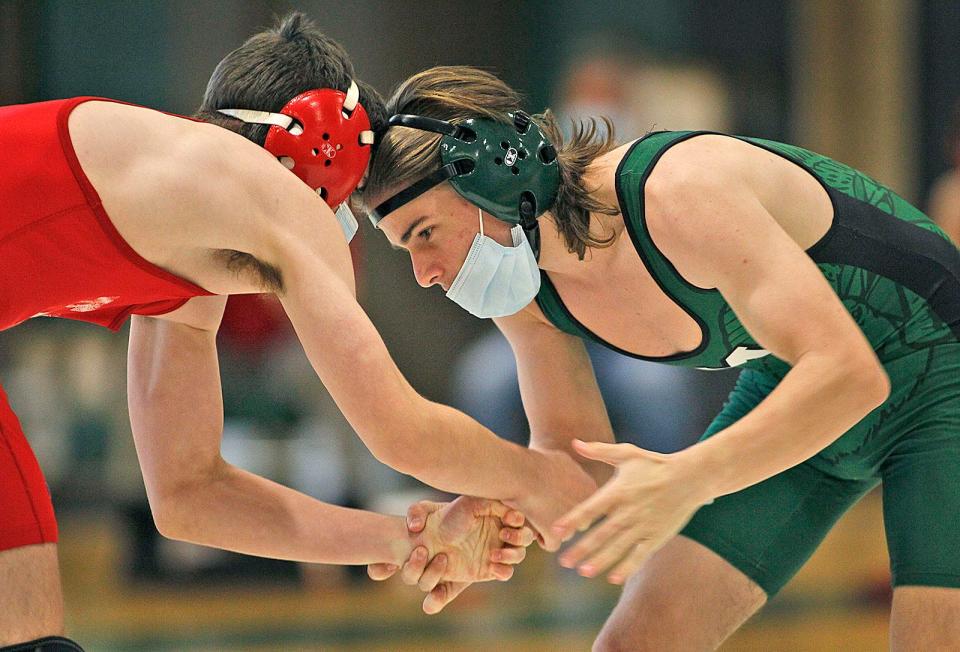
<box><xmin>0</xmin><ymin>97</ymin><xmax>213</xmax><ymax>551</ymax></box>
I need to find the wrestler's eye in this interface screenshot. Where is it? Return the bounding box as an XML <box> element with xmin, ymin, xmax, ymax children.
<box><xmin>418</xmin><ymin>226</ymin><xmax>434</xmax><ymax>241</ymax></box>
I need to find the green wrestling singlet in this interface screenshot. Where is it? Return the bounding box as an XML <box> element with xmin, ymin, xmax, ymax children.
<box><xmin>536</xmin><ymin>131</ymin><xmax>960</xmax><ymax>595</ymax></box>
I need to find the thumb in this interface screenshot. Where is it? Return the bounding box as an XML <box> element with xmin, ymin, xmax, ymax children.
<box><xmin>367</xmin><ymin>563</ymin><xmax>399</xmax><ymax>581</ymax></box>
<box><xmin>423</xmin><ymin>581</ymin><xmax>469</xmax><ymax>615</ymax></box>
<box><xmin>572</xmin><ymin>439</ymin><xmax>634</xmax><ymax>465</ymax></box>
<box><xmin>537</xmin><ymin>528</ymin><xmax>561</xmax><ymax>552</ymax></box>
<box><xmin>407</xmin><ymin>500</ymin><xmax>444</xmax><ymax>532</ymax></box>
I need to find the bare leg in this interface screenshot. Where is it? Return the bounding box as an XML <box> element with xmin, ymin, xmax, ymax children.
<box><xmin>890</xmin><ymin>586</ymin><xmax>960</xmax><ymax>651</ymax></box>
<box><xmin>0</xmin><ymin>543</ymin><xmax>64</xmax><ymax>645</ymax></box>
<box><xmin>593</xmin><ymin>535</ymin><xmax>766</xmax><ymax>652</ymax></box>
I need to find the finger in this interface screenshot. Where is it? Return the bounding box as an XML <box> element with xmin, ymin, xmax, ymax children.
<box><xmin>503</xmin><ymin>509</ymin><xmax>525</xmax><ymax>528</ymax></box>
<box><xmin>490</xmin><ymin>546</ymin><xmax>526</xmax><ymax>565</ymax></box>
<box><xmin>417</xmin><ymin>554</ymin><xmax>448</xmax><ymax>593</ymax></box>
<box><xmin>423</xmin><ymin>581</ymin><xmax>469</xmax><ymax>615</ymax></box>
<box><xmin>500</xmin><ymin>525</ymin><xmax>536</xmax><ymax>548</ymax></box>
<box><xmin>607</xmin><ymin>537</ymin><xmax>665</xmax><ymax>585</ymax></box>
<box><xmin>551</xmin><ymin>485</ymin><xmax>619</xmax><ymax>541</ymax></box>
<box><xmin>571</xmin><ymin>439</ymin><xmax>636</xmax><ymax>465</ymax></box>
<box><xmin>558</xmin><ymin>515</ymin><xmax>629</xmax><ymax>569</ymax></box>
<box><xmin>407</xmin><ymin>500</ymin><xmax>445</xmax><ymax>532</ymax></box>
<box><xmin>577</xmin><ymin>526</ymin><xmax>648</xmax><ymax>579</ymax></box>
<box><xmin>400</xmin><ymin>546</ymin><xmax>429</xmax><ymax>585</ymax></box>
<box><xmin>466</xmin><ymin>498</ymin><xmax>512</xmax><ymax>520</ymax></box>
<box><xmin>366</xmin><ymin>562</ymin><xmax>399</xmax><ymax>581</ymax></box>
<box><xmin>491</xmin><ymin>563</ymin><xmax>515</xmax><ymax>582</ymax></box>
<box><xmin>538</xmin><ymin>530</ymin><xmax>561</xmax><ymax>553</ymax></box>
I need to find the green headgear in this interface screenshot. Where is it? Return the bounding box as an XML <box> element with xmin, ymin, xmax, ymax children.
<box><xmin>369</xmin><ymin>111</ymin><xmax>560</xmax><ymax>253</ymax></box>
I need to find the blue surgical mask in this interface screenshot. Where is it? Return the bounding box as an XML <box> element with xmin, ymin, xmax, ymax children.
<box><xmin>445</xmin><ymin>209</ymin><xmax>541</xmax><ymax>318</ymax></box>
<box><xmin>335</xmin><ymin>203</ymin><xmax>359</xmax><ymax>243</ymax></box>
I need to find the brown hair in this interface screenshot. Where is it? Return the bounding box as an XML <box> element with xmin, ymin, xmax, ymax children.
<box><xmin>363</xmin><ymin>66</ymin><xmax>618</xmax><ymax>259</ymax></box>
<box><xmin>192</xmin><ymin>12</ymin><xmax>388</xmax><ymax>294</ymax></box>
<box><xmin>196</xmin><ymin>12</ymin><xmax>386</xmax><ymax>144</ymax></box>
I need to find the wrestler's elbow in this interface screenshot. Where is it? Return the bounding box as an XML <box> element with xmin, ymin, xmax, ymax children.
<box><xmin>150</xmin><ymin>497</ymin><xmax>187</xmax><ymax>540</ymax></box>
<box><xmin>837</xmin><ymin>347</ymin><xmax>890</xmax><ymax>411</ymax></box>
<box><xmin>860</xmin><ymin>357</ymin><xmax>891</xmax><ymax>408</ymax></box>
<box><xmin>146</xmin><ymin>460</ymin><xmax>224</xmax><ymax>540</ymax></box>
<box><xmin>148</xmin><ymin>490</ymin><xmax>190</xmax><ymax>540</ymax></box>
<box><xmin>356</xmin><ymin>394</ymin><xmax>435</xmax><ymax>476</ymax></box>
<box><xmin>366</xmin><ymin>426</ymin><xmax>428</xmax><ymax>476</ymax></box>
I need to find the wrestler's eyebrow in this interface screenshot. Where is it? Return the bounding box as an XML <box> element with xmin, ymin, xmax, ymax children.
<box><xmin>401</xmin><ymin>216</ymin><xmax>428</xmax><ymax>245</ymax></box>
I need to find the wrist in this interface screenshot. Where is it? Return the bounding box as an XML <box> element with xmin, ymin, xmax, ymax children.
<box><xmin>499</xmin><ymin>446</ymin><xmax>545</xmax><ymax>505</ymax></box>
<box><xmin>386</xmin><ymin>515</ymin><xmax>415</xmax><ymax>566</ymax></box>
<box><xmin>530</xmin><ymin>439</ymin><xmax>612</xmax><ymax>486</ymax></box>
<box><xmin>493</xmin><ymin>453</ymin><xmax>543</xmax><ymax>522</ymax></box>
<box><xmin>672</xmin><ymin>445</ymin><xmax>722</xmax><ymax>506</ymax></box>
<box><xmin>514</xmin><ymin>448</ymin><xmax>597</xmax><ymax>515</ymax></box>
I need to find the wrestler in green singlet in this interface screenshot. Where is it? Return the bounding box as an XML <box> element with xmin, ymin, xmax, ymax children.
<box><xmin>536</xmin><ymin>131</ymin><xmax>960</xmax><ymax>594</ymax></box>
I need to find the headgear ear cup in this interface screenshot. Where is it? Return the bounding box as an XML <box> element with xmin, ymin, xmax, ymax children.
<box><xmin>218</xmin><ymin>80</ymin><xmax>374</xmax><ymax>207</ymax></box>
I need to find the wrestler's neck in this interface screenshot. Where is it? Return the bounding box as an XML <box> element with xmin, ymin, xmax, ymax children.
<box><xmin>536</xmin><ymin>151</ymin><xmax>624</xmax><ymax>278</ymax></box>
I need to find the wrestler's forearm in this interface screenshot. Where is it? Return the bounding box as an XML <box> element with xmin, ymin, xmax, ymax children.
<box><xmin>278</xmin><ymin>277</ymin><xmax>564</xmax><ymax>503</ymax></box>
<box><xmin>679</xmin><ymin>351</ymin><xmax>889</xmax><ymax>500</ymax></box>
<box><xmin>153</xmin><ymin>461</ymin><xmax>412</xmax><ymax>565</ymax></box>
<box><xmin>274</xmin><ymin>252</ymin><xmax>594</xmax><ymax>523</ymax></box>
<box><xmin>127</xmin><ymin>309</ymin><xmax>413</xmax><ymax>565</ymax></box>
<box><xmin>401</xmin><ymin>399</ymin><xmax>553</xmax><ymax>501</ymax></box>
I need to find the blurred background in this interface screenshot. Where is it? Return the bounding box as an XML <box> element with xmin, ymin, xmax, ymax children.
<box><xmin>2</xmin><ymin>0</ymin><xmax>959</xmax><ymax>650</ymax></box>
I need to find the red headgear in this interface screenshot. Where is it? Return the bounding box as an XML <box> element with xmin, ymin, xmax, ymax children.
<box><xmin>218</xmin><ymin>80</ymin><xmax>374</xmax><ymax>207</ymax></box>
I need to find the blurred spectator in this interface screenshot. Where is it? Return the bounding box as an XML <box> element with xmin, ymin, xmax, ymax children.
<box><xmin>556</xmin><ymin>52</ymin><xmax>639</xmax><ymax>140</ymax></box>
<box><xmin>556</xmin><ymin>44</ymin><xmax>732</xmax><ymax>142</ymax></box>
<box><xmin>928</xmin><ymin>99</ymin><xmax>960</xmax><ymax>242</ymax></box>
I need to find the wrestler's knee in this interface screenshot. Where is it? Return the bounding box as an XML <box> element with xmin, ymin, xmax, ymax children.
<box><xmin>592</xmin><ymin>536</ymin><xmax>766</xmax><ymax>652</ymax></box>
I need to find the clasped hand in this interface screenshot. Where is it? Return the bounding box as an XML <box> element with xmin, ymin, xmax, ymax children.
<box><xmin>368</xmin><ymin>496</ymin><xmax>536</xmax><ymax>614</ymax></box>
<box><xmin>369</xmin><ymin>440</ymin><xmax>709</xmax><ymax>611</ymax></box>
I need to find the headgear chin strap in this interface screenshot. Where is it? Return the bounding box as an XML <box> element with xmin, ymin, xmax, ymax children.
<box><xmin>368</xmin><ymin>110</ymin><xmax>560</xmax><ymax>257</ymax></box>
<box><xmin>218</xmin><ymin>80</ymin><xmax>375</xmax><ymax>207</ymax></box>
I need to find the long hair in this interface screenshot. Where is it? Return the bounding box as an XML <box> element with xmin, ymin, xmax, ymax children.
<box><xmin>363</xmin><ymin>66</ymin><xmax>618</xmax><ymax>259</ymax></box>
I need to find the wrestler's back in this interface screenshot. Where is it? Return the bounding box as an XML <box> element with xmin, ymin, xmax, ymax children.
<box><xmin>67</xmin><ymin>100</ymin><xmax>284</xmax><ymax>296</ymax></box>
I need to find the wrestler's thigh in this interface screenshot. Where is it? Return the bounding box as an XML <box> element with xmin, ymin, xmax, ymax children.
<box><xmin>0</xmin><ymin>543</ymin><xmax>64</xmax><ymax>645</ymax></box>
<box><xmin>592</xmin><ymin>535</ymin><xmax>766</xmax><ymax>652</ymax></box>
